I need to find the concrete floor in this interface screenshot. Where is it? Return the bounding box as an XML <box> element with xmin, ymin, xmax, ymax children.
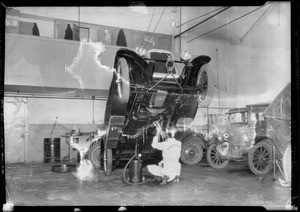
<box><xmin>5</xmin><ymin>159</ymin><xmax>292</xmax><ymax>209</ymax></box>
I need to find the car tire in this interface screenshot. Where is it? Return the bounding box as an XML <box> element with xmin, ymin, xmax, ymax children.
<box><xmin>282</xmin><ymin>141</ymin><xmax>291</xmax><ymax>182</ymax></box>
<box><xmin>103</xmin><ymin>148</ymin><xmax>113</xmax><ymax>176</ymax></box>
<box><xmin>180</xmin><ymin>137</ymin><xmax>204</xmax><ymax>165</ymax></box>
<box><xmin>88</xmin><ymin>141</ymin><xmax>103</xmax><ymax>169</ymax></box>
<box><xmin>247</xmin><ymin>139</ymin><xmax>273</xmax><ymax>176</ymax></box>
<box><xmin>206</xmin><ymin>143</ymin><xmax>229</xmax><ymax>169</ymax></box>
<box><xmin>196</xmin><ymin>64</ymin><xmax>215</xmax><ymax>108</ymax></box>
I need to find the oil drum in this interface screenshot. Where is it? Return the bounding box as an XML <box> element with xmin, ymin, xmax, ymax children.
<box><xmin>44</xmin><ymin>138</ymin><xmax>60</xmax><ymax>163</ymax></box>
<box><xmin>128</xmin><ymin>158</ymin><xmax>143</xmax><ymax>183</ymax></box>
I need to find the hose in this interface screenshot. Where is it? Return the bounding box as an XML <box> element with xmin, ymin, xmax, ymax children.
<box><xmin>123</xmin><ymin>153</ymin><xmax>155</xmax><ymax>185</ymax></box>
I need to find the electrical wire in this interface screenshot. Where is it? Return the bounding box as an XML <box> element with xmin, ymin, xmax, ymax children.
<box><xmin>146</xmin><ymin>7</ymin><xmax>157</xmax><ymax>32</ymax></box>
<box><xmin>174</xmin><ymin>6</ymin><xmax>231</xmax><ymax>39</ymax></box>
<box><xmin>188</xmin><ymin>2</ymin><xmax>272</xmax><ymax>43</ymax></box>
<box><xmin>141</xmin><ymin>7</ymin><xmax>157</xmax><ymax>47</ymax></box>
<box><xmin>143</xmin><ymin>7</ymin><xmax>166</xmax><ymax>49</ymax></box>
<box><xmin>177</xmin><ymin>6</ymin><xmax>226</xmax><ymax>28</ymax></box>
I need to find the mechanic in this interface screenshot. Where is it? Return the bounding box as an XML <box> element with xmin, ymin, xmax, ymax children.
<box><xmin>145</xmin><ymin>122</ymin><xmax>181</xmax><ymax>185</ymax></box>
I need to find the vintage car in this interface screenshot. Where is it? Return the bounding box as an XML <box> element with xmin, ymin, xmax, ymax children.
<box><xmin>247</xmin><ymin>83</ymin><xmax>291</xmax><ymax>177</ymax></box>
<box><xmin>87</xmin><ymin>47</ymin><xmax>215</xmax><ymax>175</ymax></box>
<box><xmin>206</xmin><ymin>83</ymin><xmax>291</xmax><ymax>177</ymax></box>
<box><xmin>206</xmin><ymin>107</ymin><xmax>258</xmax><ymax>169</ymax></box>
<box><xmin>205</xmin><ymin>102</ymin><xmax>270</xmax><ymax>170</ymax></box>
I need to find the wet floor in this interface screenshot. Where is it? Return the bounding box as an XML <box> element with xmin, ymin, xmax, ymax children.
<box><xmin>4</xmin><ymin>159</ymin><xmax>292</xmax><ymax>209</ymax></box>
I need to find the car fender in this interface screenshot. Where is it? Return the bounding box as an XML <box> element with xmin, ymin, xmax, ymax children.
<box><xmin>255</xmin><ymin>136</ymin><xmax>274</xmax><ymax>145</ymax></box>
<box><xmin>254</xmin><ymin>136</ymin><xmax>282</xmax><ymax>155</ymax></box>
<box><xmin>89</xmin><ymin>136</ymin><xmax>105</xmax><ymax>148</ymax></box>
<box><xmin>191</xmin><ymin>55</ymin><xmax>211</xmax><ymax>65</ymax></box>
<box><xmin>114</xmin><ymin>48</ymin><xmax>148</xmax><ymax>74</ymax></box>
<box><xmin>181</xmin><ymin>133</ymin><xmax>207</xmax><ymax>149</ymax></box>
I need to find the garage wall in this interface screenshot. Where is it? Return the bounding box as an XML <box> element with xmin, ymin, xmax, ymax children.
<box><xmin>179</xmin><ymin>4</ymin><xmax>290</xmax><ymax>109</ymax></box>
<box><xmin>176</xmin><ymin>4</ymin><xmax>290</xmax><ymax>128</ymax></box>
<box><xmin>5</xmin><ymin>33</ymin><xmax>116</xmax><ymax>90</ymax></box>
<box><xmin>183</xmin><ymin>38</ymin><xmax>290</xmax><ymax>109</ymax></box>
<box><xmin>4</xmin><ymin>97</ymin><xmax>106</xmax><ymax>163</ymax></box>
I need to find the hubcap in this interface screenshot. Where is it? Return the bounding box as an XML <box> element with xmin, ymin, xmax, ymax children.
<box><xmin>90</xmin><ymin>146</ymin><xmax>102</xmax><ymax>167</ymax></box>
<box><xmin>189</xmin><ymin>150</ymin><xmax>195</xmax><ymax>156</ymax></box>
<box><xmin>182</xmin><ymin>143</ymin><xmax>201</xmax><ymax>163</ymax></box>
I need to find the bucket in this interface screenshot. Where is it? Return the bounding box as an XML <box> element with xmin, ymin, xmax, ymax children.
<box><xmin>44</xmin><ymin>138</ymin><xmax>61</xmax><ymax>163</ymax></box>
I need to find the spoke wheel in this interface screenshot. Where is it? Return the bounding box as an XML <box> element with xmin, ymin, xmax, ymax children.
<box><xmin>180</xmin><ymin>139</ymin><xmax>204</xmax><ymax>165</ymax></box>
<box><xmin>248</xmin><ymin>140</ymin><xmax>273</xmax><ymax>175</ymax></box>
<box><xmin>206</xmin><ymin>143</ymin><xmax>229</xmax><ymax>169</ymax></box>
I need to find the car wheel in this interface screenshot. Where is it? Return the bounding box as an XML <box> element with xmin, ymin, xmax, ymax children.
<box><xmin>247</xmin><ymin>139</ymin><xmax>273</xmax><ymax>175</ymax></box>
<box><xmin>116</xmin><ymin>58</ymin><xmax>130</xmax><ymax>104</ymax></box>
<box><xmin>88</xmin><ymin>141</ymin><xmax>103</xmax><ymax>169</ymax></box>
<box><xmin>103</xmin><ymin>148</ymin><xmax>113</xmax><ymax>176</ymax></box>
<box><xmin>196</xmin><ymin>64</ymin><xmax>214</xmax><ymax>107</ymax></box>
<box><xmin>206</xmin><ymin>143</ymin><xmax>229</xmax><ymax>169</ymax></box>
<box><xmin>282</xmin><ymin>141</ymin><xmax>291</xmax><ymax>182</ymax></box>
<box><xmin>180</xmin><ymin>138</ymin><xmax>204</xmax><ymax>165</ymax></box>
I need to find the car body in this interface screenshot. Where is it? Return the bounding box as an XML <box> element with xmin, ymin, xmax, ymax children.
<box><xmin>246</xmin><ymin>101</ymin><xmax>271</xmax><ymax>140</ymax></box>
<box><xmin>206</xmin><ymin>83</ymin><xmax>291</xmax><ymax>176</ymax></box>
<box><xmin>205</xmin><ymin>103</ymin><xmax>270</xmax><ymax>171</ymax></box>
<box><xmin>247</xmin><ymin>83</ymin><xmax>291</xmax><ymax>176</ymax></box>
<box><xmin>205</xmin><ymin>107</ymin><xmax>255</xmax><ymax>169</ymax></box>
<box><xmin>88</xmin><ymin>48</ymin><xmax>215</xmax><ymax>174</ymax></box>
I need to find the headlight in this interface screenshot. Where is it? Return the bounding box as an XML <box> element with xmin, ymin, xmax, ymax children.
<box><xmin>243</xmin><ymin>133</ymin><xmax>249</xmax><ymax>142</ymax></box>
<box><xmin>223</xmin><ymin>133</ymin><xmax>229</xmax><ymax>139</ymax></box>
<box><xmin>134</xmin><ymin>45</ymin><xmax>146</xmax><ymax>57</ymax></box>
<box><xmin>180</xmin><ymin>51</ymin><xmax>192</xmax><ymax>61</ymax></box>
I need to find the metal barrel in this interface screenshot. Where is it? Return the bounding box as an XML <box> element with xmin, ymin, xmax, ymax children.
<box><xmin>44</xmin><ymin>138</ymin><xmax>61</xmax><ymax>163</ymax></box>
<box><xmin>129</xmin><ymin>158</ymin><xmax>143</xmax><ymax>183</ymax></box>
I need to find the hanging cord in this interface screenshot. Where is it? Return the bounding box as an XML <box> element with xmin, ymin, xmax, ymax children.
<box><xmin>170</xmin><ymin>7</ymin><xmax>177</xmax><ymax>55</ymax></box>
<box><xmin>142</xmin><ymin>7</ymin><xmax>166</xmax><ymax>50</ymax></box>
<box><xmin>188</xmin><ymin>2</ymin><xmax>272</xmax><ymax>43</ymax></box>
<box><xmin>277</xmin><ymin>2</ymin><xmax>280</xmax><ymax>26</ymax></box>
<box><xmin>141</xmin><ymin>7</ymin><xmax>157</xmax><ymax>47</ymax></box>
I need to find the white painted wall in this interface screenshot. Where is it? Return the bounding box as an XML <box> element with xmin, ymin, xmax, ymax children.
<box><xmin>179</xmin><ymin>3</ymin><xmax>291</xmax><ymax>108</ymax></box>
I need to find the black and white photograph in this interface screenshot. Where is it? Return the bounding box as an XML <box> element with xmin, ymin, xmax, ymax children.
<box><xmin>0</xmin><ymin>2</ymin><xmax>298</xmax><ymax>210</ymax></box>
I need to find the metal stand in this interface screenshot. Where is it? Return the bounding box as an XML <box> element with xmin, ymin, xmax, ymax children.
<box><xmin>261</xmin><ymin>146</ymin><xmax>285</xmax><ymax>183</ymax></box>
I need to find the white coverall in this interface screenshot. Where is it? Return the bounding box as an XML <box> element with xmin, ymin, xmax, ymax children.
<box><xmin>147</xmin><ymin>136</ymin><xmax>182</xmax><ymax>182</ymax></box>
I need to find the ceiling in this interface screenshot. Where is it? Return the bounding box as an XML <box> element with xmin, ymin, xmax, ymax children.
<box><xmin>179</xmin><ymin>3</ymin><xmax>290</xmax><ymax>48</ymax></box>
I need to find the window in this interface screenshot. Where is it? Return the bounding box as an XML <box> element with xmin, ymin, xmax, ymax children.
<box><xmin>275</xmin><ymin>95</ymin><xmax>291</xmax><ymax>119</ymax></box>
<box><xmin>275</xmin><ymin>101</ymin><xmax>281</xmax><ymax>118</ymax></box>
<box><xmin>282</xmin><ymin>95</ymin><xmax>291</xmax><ymax>118</ymax></box>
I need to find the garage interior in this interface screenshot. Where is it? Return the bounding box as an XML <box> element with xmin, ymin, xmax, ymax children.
<box><xmin>2</xmin><ymin>3</ymin><xmax>295</xmax><ymax>210</ymax></box>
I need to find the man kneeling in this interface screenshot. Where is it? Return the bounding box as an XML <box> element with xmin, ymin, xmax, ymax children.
<box><xmin>145</xmin><ymin>122</ymin><xmax>181</xmax><ymax>185</ymax></box>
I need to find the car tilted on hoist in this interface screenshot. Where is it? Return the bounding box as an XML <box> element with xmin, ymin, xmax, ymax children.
<box><xmin>88</xmin><ymin>47</ymin><xmax>215</xmax><ymax>175</ymax></box>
